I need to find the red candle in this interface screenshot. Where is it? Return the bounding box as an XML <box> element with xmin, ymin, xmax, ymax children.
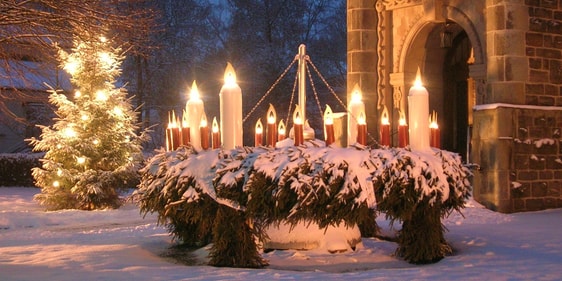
<box><xmin>430</xmin><ymin>127</ymin><xmax>440</xmax><ymax>148</ymax></box>
<box><xmin>357</xmin><ymin>111</ymin><xmax>367</xmax><ymax>145</ymax></box>
<box><xmin>380</xmin><ymin>110</ymin><xmax>390</xmax><ymax>146</ymax></box>
<box><xmin>278</xmin><ymin>120</ymin><xmax>286</xmax><ymax>142</ymax></box>
<box><xmin>212</xmin><ymin>117</ymin><xmax>220</xmax><ymax>149</ymax></box>
<box><xmin>165</xmin><ymin>124</ymin><xmax>172</xmax><ymax>151</ymax></box>
<box><xmin>255</xmin><ymin>119</ymin><xmax>263</xmax><ymax>146</ymax></box>
<box><xmin>172</xmin><ymin>124</ymin><xmax>181</xmax><ymax>150</ymax></box>
<box><xmin>266</xmin><ymin>104</ymin><xmax>277</xmax><ymax>147</ymax></box>
<box><xmin>166</xmin><ymin>110</ymin><xmax>181</xmax><ymax>151</ymax></box>
<box><xmin>181</xmin><ymin>110</ymin><xmax>190</xmax><ymax>146</ymax></box>
<box><xmin>293</xmin><ymin>105</ymin><xmax>304</xmax><ymax>146</ymax></box>
<box><xmin>429</xmin><ymin>111</ymin><xmax>440</xmax><ymax>148</ymax></box>
<box><xmin>200</xmin><ymin>114</ymin><xmax>209</xmax><ymax>150</ymax></box>
<box><xmin>398</xmin><ymin>117</ymin><xmax>409</xmax><ymax>148</ymax></box>
<box><xmin>324</xmin><ymin>105</ymin><xmax>335</xmax><ymax>146</ymax></box>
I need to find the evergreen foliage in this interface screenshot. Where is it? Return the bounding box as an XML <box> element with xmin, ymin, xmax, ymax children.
<box><xmin>374</xmin><ymin>148</ymin><xmax>471</xmax><ymax>263</ymax></box>
<box><xmin>29</xmin><ymin>32</ymin><xmax>144</xmax><ymax>210</ymax></box>
<box><xmin>136</xmin><ymin>143</ymin><xmax>471</xmax><ymax>267</ymax></box>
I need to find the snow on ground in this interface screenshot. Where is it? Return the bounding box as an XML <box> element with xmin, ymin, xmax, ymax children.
<box><xmin>0</xmin><ymin>187</ymin><xmax>560</xmax><ymax>281</ymax></box>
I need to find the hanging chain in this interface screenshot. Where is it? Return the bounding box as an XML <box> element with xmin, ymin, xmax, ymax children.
<box><xmin>285</xmin><ymin>70</ymin><xmax>299</xmax><ymax>127</ymax></box>
<box><xmin>306</xmin><ymin>59</ymin><xmax>348</xmax><ymax>111</ymax></box>
<box><xmin>243</xmin><ymin>58</ymin><xmax>297</xmax><ymax>123</ymax></box>
<box><xmin>304</xmin><ymin>58</ymin><xmax>323</xmax><ymax>121</ymax></box>
<box><xmin>307</xmin><ymin>58</ymin><xmax>379</xmax><ymax>145</ymax></box>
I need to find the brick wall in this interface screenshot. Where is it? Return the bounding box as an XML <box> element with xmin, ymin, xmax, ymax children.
<box><xmin>526</xmin><ymin>0</ymin><xmax>562</xmax><ymax>106</ymax></box>
<box><xmin>512</xmin><ymin>107</ymin><xmax>562</xmax><ymax>211</ymax></box>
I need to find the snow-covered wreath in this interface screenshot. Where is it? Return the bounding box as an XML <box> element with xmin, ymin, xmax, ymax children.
<box><xmin>135</xmin><ymin>140</ymin><xmax>471</xmax><ymax>267</ymax></box>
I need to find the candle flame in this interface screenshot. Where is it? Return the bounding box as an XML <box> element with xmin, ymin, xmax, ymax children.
<box><xmin>278</xmin><ymin>120</ymin><xmax>286</xmax><ymax>135</ymax></box>
<box><xmin>212</xmin><ymin>117</ymin><xmax>219</xmax><ymax>133</ymax></box>
<box><xmin>324</xmin><ymin>105</ymin><xmax>333</xmax><ymax>125</ymax></box>
<box><xmin>293</xmin><ymin>105</ymin><xmax>303</xmax><ymax>125</ymax></box>
<box><xmin>168</xmin><ymin>111</ymin><xmax>178</xmax><ymax>128</ymax></box>
<box><xmin>224</xmin><ymin>62</ymin><xmax>237</xmax><ymax>86</ymax></box>
<box><xmin>182</xmin><ymin>110</ymin><xmax>189</xmax><ymax>128</ymax></box>
<box><xmin>255</xmin><ymin>118</ymin><xmax>263</xmax><ymax>134</ymax></box>
<box><xmin>351</xmin><ymin>83</ymin><xmax>362</xmax><ymax>103</ymax></box>
<box><xmin>429</xmin><ymin>110</ymin><xmax>439</xmax><ymax>129</ymax></box>
<box><xmin>399</xmin><ymin>111</ymin><xmax>407</xmax><ymax>126</ymax></box>
<box><xmin>200</xmin><ymin>113</ymin><xmax>207</xmax><ymax>128</ymax></box>
<box><xmin>381</xmin><ymin>107</ymin><xmax>390</xmax><ymax>125</ymax></box>
<box><xmin>190</xmin><ymin>80</ymin><xmax>200</xmax><ymax>100</ymax></box>
<box><xmin>267</xmin><ymin>104</ymin><xmax>277</xmax><ymax>124</ymax></box>
<box><xmin>358</xmin><ymin>111</ymin><xmax>366</xmax><ymax>125</ymax></box>
<box><xmin>414</xmin><ymin>67</ymin><xmax>423</xmax><ymax>88</ymax></box>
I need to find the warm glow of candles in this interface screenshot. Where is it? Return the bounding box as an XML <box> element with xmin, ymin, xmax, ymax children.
<box><xmin>357</xmin><ymin>111</ymin><xmax>367</xmax><ymax>145</ymax></box>
<box><xmin>293</xmin><ymin>104</ymin><xmax>304</xmax><ymax>146</ymax></box>
<box><xmin>186</xmin><ymin>81</ymin><xmax>205</xmax><ymax>150</ymax></box>
<box><xmin>212</xmin><ymin>116</ymin><xmax>220</xmax><ymax>149</ymax></box>
<box><xmin>166</xmin><ymin>111</ymin><xmax>181</xmax><ymax>151</ymax></box>
<box><xmin>324</xmin><ymin>105</ymin><xmax>335</xmax><ymax>146</ymax></box>
<box><xmin>348</xmin><ymin>83</ymin><xmax>365</xmax><ymax>146</ymax></box>
<box><xmin>408</xmin><ymin>67</ymin><xmax>430</xmax><ymax>151</ymax></box>
<box><xmin>380</xmin><ymin>107</ymin><xmax>390</xmax><ymax>147</ymax></box>
<box><xmin>220</xmin><ymin>62</ymin><xmax>243</xmax><ymax>149</ymax></box>
<box><xmin>278</xmin><ymin>120</ymin><xmax>286</xmax><ymax>141</ymax></box>
<box><xmin>430</xmin><ymin>110</ymin><xmax>440</xmax><ymax>148</ymax></box>
<box><xmin>266</xmin><ymin>104</ymin><xmax>277</xmax><ymax>146</ymax></box>
<box><xmin>255</xmin><ymin>118</ymin><xmax>263</xmax><ymax>146</ymax></box>
<box><xmin>200</xmin><ymin>113</ymin><xmax>209</xmax><ymax>150</ymax></box>
<box><xmin>398</xmin><ymin>111</ymin><xmax>409</xmax><ymax>148</ymax></box>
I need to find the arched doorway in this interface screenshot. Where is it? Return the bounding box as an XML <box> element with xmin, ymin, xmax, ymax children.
<box><xmin>406</xmin><ymin>22</ymin><xmax>472</xmax><ymax>161</ymax></box>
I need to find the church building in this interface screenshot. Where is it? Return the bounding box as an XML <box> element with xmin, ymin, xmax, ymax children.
<box><xmin>347</xmin><ymin>0</ymin><xmax>562</xmax><ymax>212</ymax></box>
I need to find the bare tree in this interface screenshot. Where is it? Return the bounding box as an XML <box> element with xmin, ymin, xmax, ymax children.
<box><xmin>0</xmin><ymin>0</ymin><xmax>158</xmax><ymax>122</ymax></box>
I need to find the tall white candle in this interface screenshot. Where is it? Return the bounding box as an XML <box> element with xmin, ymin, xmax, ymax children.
<box><xmin>186</xmin><ymin>80</ymin><xmax>205</xmax><ymax>150</ymax></box>
<box><xmin>348</xmin><ymin>83</ymin><xmax>365</xmax><ymax>146</ymax></box>
<box><xmin>408</xmin><ymin>68</ymin><xmax>430</xmax><ymax>151</ymax></box>
<box><xmin>219</xmin><ymin>62</ymin><xmax>243</xmax><ymax>150</ymax></box>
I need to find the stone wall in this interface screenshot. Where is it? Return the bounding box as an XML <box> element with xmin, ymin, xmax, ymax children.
<box><xmin>473</xmin><ymin>105</ymin><xmax>562</xmax><ymax>212</ymax></box>
<box><xmin>525</xmin><ymin>0</ymin><xmax>562</xmax><ymax>106</ymax></box>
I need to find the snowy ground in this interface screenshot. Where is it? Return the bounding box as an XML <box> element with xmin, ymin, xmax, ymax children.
<box><xmin>0</xmin><ymin>187</ymin><xmax>560</xmax><ymax>281</ymax></box>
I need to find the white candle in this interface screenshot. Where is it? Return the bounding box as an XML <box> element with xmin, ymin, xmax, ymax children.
<box><xmin>219</xmin><ymin>62</ymin><xmax>243</xmax><ymax>150</ymax></box>
<box><xmin>186</xmin><ymin>80</ymin><xmax>205</xmax><ymax>150</ymax></box>
<box><xmin>348</xmin><ymin>83</ymin><xmax>365</xmax><ymax>146</ymax></box>
<box><xmin>408</xmin><ymin>68</ymin><xmax>430</xmax><ymax>151</ymax></box>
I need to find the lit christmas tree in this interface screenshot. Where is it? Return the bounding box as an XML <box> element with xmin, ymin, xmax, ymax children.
<box><xmin>30</xmin><ymin>33</ymin><xmax>144</xmax><ymax>210</ymax></box>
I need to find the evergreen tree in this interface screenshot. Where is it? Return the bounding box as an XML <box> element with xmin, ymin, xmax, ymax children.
<box><xmin>30</xmin><ymin>32</ymin><xmax>144</xmax><ymax>210</ymax></box>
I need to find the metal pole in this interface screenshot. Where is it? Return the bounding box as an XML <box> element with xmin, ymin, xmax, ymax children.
<box><xmin>297</xmin><ymin>44</ymin><xmax>306</xmax><ymax>124</ymax></box>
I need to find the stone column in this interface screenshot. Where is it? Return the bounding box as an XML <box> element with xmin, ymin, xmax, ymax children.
<box><xmin>348</xmin><ymin>0</ymin><xmax>378</xmax><ymax>145</ymax></box>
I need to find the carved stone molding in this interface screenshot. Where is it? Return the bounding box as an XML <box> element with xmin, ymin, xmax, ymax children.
<box><xmin>376</xmin><ymin>0</ymin><xmax>422</xmax><ymax>11</ymax></box>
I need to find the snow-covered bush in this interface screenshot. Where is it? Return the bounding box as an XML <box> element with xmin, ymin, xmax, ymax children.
<box><xmin>374</xmin><ymin>148</ymin><xmax>471</xmax><ymax>264</ymax></box>
<box><xmin>0</xmin><ymin>153</ymin><xmax>42</xmax><ymax>187</ymax></box>
<box><xmin>135</xmin><ymin>142</ymin><xmax>471</xmax><ymax>267</ymax></box>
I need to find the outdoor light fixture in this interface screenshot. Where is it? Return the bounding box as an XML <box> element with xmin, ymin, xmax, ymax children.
<box><xmin>440</xmin><ymin>22</ymin><xmax>452</xmax><ymax>48</ymax></box>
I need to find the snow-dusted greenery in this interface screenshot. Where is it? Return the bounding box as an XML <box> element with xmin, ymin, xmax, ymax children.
<box><xmin>135</xmin><ymin>141</ymin><xmax>471</xmax><ymax>267</ymax></box>
<box><xmin>29</xmin><ymin>33</ymin><xmax>144</xmax><ymax>211</ymax></box>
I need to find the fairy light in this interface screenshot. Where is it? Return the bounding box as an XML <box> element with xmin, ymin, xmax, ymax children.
<box><xmin>77</xmin><ymin>157</ymin><xmax>86</xmax><ymax>165</ymax></box>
